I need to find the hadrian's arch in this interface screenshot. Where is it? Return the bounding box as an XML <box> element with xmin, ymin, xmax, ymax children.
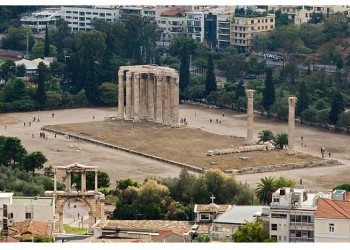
<box><xmin>44</xmin><ymin>163</ymin><xmax>105</xmax><ymax>233</ymax></box>
<box><xmin>117</xmin><ymin>65</ymin><xmax>180</xmax><ymax>126</ymax></box>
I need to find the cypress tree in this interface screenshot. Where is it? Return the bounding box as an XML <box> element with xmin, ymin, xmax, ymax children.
<box><xmin>179</xmin><ymin>49</ymin><xmax>190</xmax><ymax>92</ymax></box>
<box><xmin>329</xmin><ymin>91</ymin><xmax>345</xmax><ymax>124</ymax></box>
<box><xmin>235</xmin><ymin>80</ymin><xmax>245</xmax><ymax>101</ymax></box>
<box><xmin>85</xmin><ymin>57</ymin><xmax>99</xmax><ymax>104</ymax></box>
<box><xmin>205</xmin><ymin>53</ymin><xmax>216</xmax><ymax>95</ymax></box>
<box><xmin>36</xmin><ymin>62</ymin><xmax>50</xmax><ymax>108</ymax></box>
<box><xmin>262</xmin><ymin>68</ymin><xmax>275</xmax><ymax>117</ymax></box>
<box><xmin>44</xmin><ymin>24</ymin><xmax>50</xmax><ymax>57</ymax></box>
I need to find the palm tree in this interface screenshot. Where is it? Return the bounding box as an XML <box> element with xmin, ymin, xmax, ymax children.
<box><xmin>255</xmin><ymin>177</ymin><xmax>276</xmax><ymax>205</ymax></box>
<box><xmin>275</xmin><ymin>132</ymin><xmax>288</xmax><ymax>149</ymax></box>
<box><xmin>258</xmin><ymin>129</ymin><xmax>275</xmax><ymax>143</ymax></box>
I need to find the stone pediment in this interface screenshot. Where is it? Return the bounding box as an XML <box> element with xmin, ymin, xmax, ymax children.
<box><xmin>53</xmin><ymin>162</ymin><xmax>98</xmax><ymax>172</ymax></box>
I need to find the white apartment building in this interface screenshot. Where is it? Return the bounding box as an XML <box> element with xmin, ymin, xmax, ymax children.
<box><xmin>61</xmin><ymin>6</ymin><xmax>119</xmax><ymax>32</ymax></box>
<box><xmin>187</xmin><ymin>11</ymin><xmax>206</xmax><ymax>43</ymax></box>
<box><xmin>157</xmin><ymin>8</ymin><xmax>189</xmax><ymax>45</ymax></box>
<box><xmin>269</xmin><ymin>187</ymin><xmax>329</xmax><ymax>242</ymax></box>
<box><xmin>0</xmin><ymin>192</ymin><xmax>13</xmax><ymax>227</ymax></box>
<box><xmin>315</xmin><ymin>190</ymin><xmax>350</xmax><ymax>242</ymax></box>
<box><xmin>2</xmin><ymin>196</ymin><xmax>55</xmax><ymax>233</ymax></box>
<box><xmin>20</xmin><ymin>8</ymin><xmax>61</xmax><ymax>33</ymax></box>
<box><xmin>141</xmin><ymin>6</ymin><xmax>157</xmax><ymax>20</ymax></box>
<box><xmin>118</xmin><ymin>6</ymin><xmax>142</xmax><ymax>22</ymax></box>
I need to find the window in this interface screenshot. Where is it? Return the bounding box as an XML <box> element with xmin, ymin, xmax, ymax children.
<box><xmin>329</xmin><ymin>223</ymin><xmax>334</xmax><ymax>232</ymax></box>
<box><xmin>251</xmin><ymin>20</ymin><xmax>254</xmax><ymax>24</ymax></box>
<box><xmin>25</xmin><ymin>213</ymin><xmax>32</xmax><ymax>219</ymax></box>
<box><xmin>200</xmin><ymin>214</ymin><xmax>210</xmax><ymax>220</ymax></box>
<box><xmin>273</xmin><ymin>198</ymin><xmax>280</xmax><ymax>203</ymax></box>
<box><xmin>99</xmin><ymin>13</ymin><xmax>105</xmax><ymax>17</ymax></box>
<box><xmin>86</xmin><ymin>12</ymin><xmax>91</xmax><ymax>15</ymax></box>
<box><xmin>271</xmin><ymin>224</ymin><xmax>277</xmax><ymax>231</ymax></box>
<box><xmin>8</xmin><ymin>213</ymin><xmax>13</xmax><ymax>219</ymax></box>
<box><xmin>79</xmin><ymin>12</ymin><xmax>85</xmax><ymax>16</ymax></box>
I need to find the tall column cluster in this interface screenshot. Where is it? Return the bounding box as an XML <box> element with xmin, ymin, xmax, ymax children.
<box><xmin>117</xmin><ymin>65</ymin><xmax>180</xmax><ymax>126</ymax></box>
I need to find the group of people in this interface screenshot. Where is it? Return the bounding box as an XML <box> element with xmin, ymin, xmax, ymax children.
<box><xmin>180</xmin><ymin>117</ymin><xmax>188</xmax><ymax>124</ymax></box>
<box><xmin>209</xmin><ymin>118</ymin><xmax>222</xmax><ymax>125</ymax></box>
<box><xmin>321</xmin><ymin>146</ymin><xmax>331</xmax><ymax>158</ymax></box>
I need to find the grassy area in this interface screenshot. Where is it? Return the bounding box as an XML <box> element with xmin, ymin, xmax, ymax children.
<box><xmin>63</xmin><ymin>224</ymin><xmax>88</xmax><ymax>235</ymax></box>
<box><xmin>47</xmin><ymin>120</ymin><xmax>321</xmax><ymax>171</ymax></box>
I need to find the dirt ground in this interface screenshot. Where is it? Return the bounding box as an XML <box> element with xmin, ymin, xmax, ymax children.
<box><xmin>1</xmin><ymin>104</ymin><xmax>350</xmax><ymax>192</ymax></box>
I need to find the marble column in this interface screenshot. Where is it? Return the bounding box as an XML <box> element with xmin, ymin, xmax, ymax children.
<box><xmin>172</xmin><ymin>76</ymin><xmax>180</xmax><ymax>126</ymax></box>
<box><xmin>170</xmin><ymin>77</ymin><xmax>175</xmax><ymax>125</ymax></box>
<box><xmin>287</xmin><ymin>97</ymin><xmax>297</xmax><ymax>155</ymax></box>
<box><xmin>54</xmin><ymin>170</ymin><xmax>57</xmax><ymax>192</ymax></box>
<box><xmin>94</xmin><ymin>170</ymin><xmax>98</xmax><ymax>192</ymax></box>
<box><xmin>68</xmin><ymin>172</ymin><xmax>71</xmax><ymax>192</ymax></box>
<box><xmin>117</xmin><ymin>69</ymin><xmax>124</xmax><ymax>119</ymax></box>
<box><xmin>244</xmin><ymin>89</ymin><xmax>256</xmax><ymax>145</ymax></box>
<box><xmin>81</xmin><ymin>171</ymin><xmax>86</xmax><ymax>192</ymax></box>
<box><xmin>140</xmin><ymin>74</ymin><xmax>147</xmax><ymax>120</ymax></box>
<box><xmin>155</xmin><ymin>74</ymin><xmax>163</xmax><ymax>123</ymax></box>
<box><xmin>147</xmin><ymin>73</ymin><xmax>155</xmax><ymax>121</ymax></box>
<box><xmin>163</xmin><ymin>77</ymin><xmax>171</xmax><ymax>125</ymax></box>
<box><xmin>133</xmin><ymin>73</ymin><xmax>141</xmax><ymax>122</ymax></box>
<box><xmin>125</xmin><ymin>72</ymin><xmax>132</xmax><ymax>120</ymax></box>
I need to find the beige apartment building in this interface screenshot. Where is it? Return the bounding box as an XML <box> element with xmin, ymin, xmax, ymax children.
<box><xmin>230</xmin><ymin>14</ymin><xmax>275</xmax><ymax>51</ymax></box>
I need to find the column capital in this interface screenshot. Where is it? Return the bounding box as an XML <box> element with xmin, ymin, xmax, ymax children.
<box><xmin>156</xmin><ymin>74</ymin><xmax>163</xmax><ymax>81</ymax></box>
<box><xmin>288</xmin><ymin>97</ymin><xmax>297</xmax><ymax>106</ymax></box>
<box><xmin>126</xmin><ymin>71</ymin><xmax>132</xmax><ymax>78</ymax></box>
<box><xmin>246</xmin><ymin>89</ymin><xmax>256</xmax><ymax>98</ymax></box>
<box><xmin>118</xmin><ymin>69</ymin><xmax>124</xmax><ymax>75</ymax></box>
<box><xmin>134</xmin><ymin>73</ymin><xmax>140</xmax><ymax>79</ymax></box>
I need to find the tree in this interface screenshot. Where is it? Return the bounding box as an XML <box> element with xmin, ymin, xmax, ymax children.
<box><xmin>233</xmin><ymin>221</ymin><xmax>275</xmax><ymax>242</ymax></box>
<box><xmin>35</xmin><ymin>62</ymin><xmax>51</xmax><ymax>108</ymax></box>
<box><xmin>169</xmin><ymin>36</ymin><xmax>197</xmax><ymax>92</ymax></box>
<box><xmin>274</xmin><ymin>176</ymin><xmax>297</xmax><ymax>189</ymax></box>
<box><xmin>0</xmin><ymin>26</ymin><xmax>34</xmax><ymax>51</ymax></box>
<box><xmin>258</xmin><ymin>129</ymin><xmax>275</xmax><ymax>143</ymax></box>
<box><xmin>235</xmin><ymin>80</ymin><xmax>246</xmax><ymax>102</ymax></box>
<box><xmin>262</xmin><ymin>68</ymin><xmax>275</xmax><ymax>117</ymax></box>
<box><xmin>255</xmin><ymin>176</ymin><xmax>276</xmax><ymax>205</ymax></box>
<box><xmin>0</xmin><ymin>136</ymin><xmax>27</xmax><ymax>166</ymax></box>
<box><xmin>44</xmin><ymin>24</ymin><xmax>50</xmax><ymax>57</ymax></box>
<box><xmin>84</xmin><ymin>57</ymin><xmax>99</xmax><ymax>104</ymax></box>
<box><xmin>0</xmin><ymin>59</ymin><xmax>16</xmax><ymax>82</ymax></box>
<box><xmin>205</xmin><ymin>53</ymin><xmax>216</xmax><ymax>95</ymax></box>
<box><xmin>99</xmin><ymin>82</ymin><xmax>118</xmax><ymax>106</ymax></box>
<box><xmin>274</xmin><ymin>132</ymin><xmax>288</xmax><ymax>149</ymax></box>
<box><xmin>333</xmin><ymin>184</ymin><xmax>350</xmax><ymax>191</ymax></box>
<box><xmin>329</xmin><ymin>92</ymin><xmax>345</xmax><ymax>125</ymax></box>
<box><xmin>117</xmin><ymin>177</ymin><xmax>141</xmax><ymax>191</ymax></box>
<box><xmin>22</xmin><ymin>151</ymin><xmax>47</xmax><ymax>176</ymax></box>
<box><xmin>32</xmin><ymin>42</ymin><xmax>58</xmax><ymax>59</ymax></box>
<box><xmin>72</xmin><ymin>170</ymin><xmax>110</xmax><ymax>190</ymax></box>
<box><xmin>337</xmin><ymin>112</ymin><xmax>350</xmax><ymax>133</ymax></box>
<box><xmin>3</xmin><ymin>78</ymin><xmax>27</xmax><ymax>102</ymax></box>
<box><xmin>195</xmin><ymin>234</ymin><xmax>211</xmax><ymax>242</ymax></box>
<box><xmin>296</xmin><ymin>82</ymin><xmax>309</xmax><ymax>124</ymax></box>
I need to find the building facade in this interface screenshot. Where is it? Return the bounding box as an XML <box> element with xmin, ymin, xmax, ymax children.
<box><xmin>269</xmin><ymin>187</ymin><xmax>328</xmax><ymax>242</ymax></box>
<box><xmin>20</xmin><ymin>8</ymin><xmax>61</xmax><ymax>33</ymax></box>
<box><xmin>314</xmin><ymin>190</ymin><xmax>350</xmax><ymax>242</ymax></box>
<box><xmin>60</xmin><ymin>6</ymin><xmax>119</xmax><ymax>32</ymax></box>
<box><xmin>230</xmin><ymin>14</ymin><xmax>275</xmax><ymax>51</ymax></box>
<box><xmin>187</xmin><ymin>11</ymin><xmax>206</xmax><ymax>43</ymax></box>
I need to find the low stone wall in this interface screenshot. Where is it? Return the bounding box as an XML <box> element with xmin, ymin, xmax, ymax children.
<box><xmin>225</xmin><ymin>159</ymin><xmax>341</xmax><ymax>175</ymax></box>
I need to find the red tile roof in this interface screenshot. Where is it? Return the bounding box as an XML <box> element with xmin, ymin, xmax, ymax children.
<box><xmin>315</xmin><ymin>198</ymin><xmax>350</xmax><ymax>219</ymax></box>
<box><xmin>160</xmin><ymin>8</ymin><xmax>188</xmax><ymax>17</ymax></box>
<box><xmin>151</xmin><ymin>229</ymin><xmax>183</xmax><ymax>241</ymax></box>
<box><xmin>9</xmin><ymin>220</ymin><xmax>53</xmax><ymax>237</ymax></box>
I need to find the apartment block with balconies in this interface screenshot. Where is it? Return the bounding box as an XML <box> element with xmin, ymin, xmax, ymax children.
<box><xmin>269</xmin><ymin>187</ymin><xmax>329</xmax><ymax>242</ymax></box>
<box><xmin>230</xmin><ymin>14</ymin><xmax>275</xmax><ymax>51</ymax></box>
<box><xmin>61</xmin><ymin>6</ymin><xmax>119</xmax><ymax>32</ymax></box>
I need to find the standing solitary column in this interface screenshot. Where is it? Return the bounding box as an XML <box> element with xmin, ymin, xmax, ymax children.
<box><xmin>117</xmin><ymin>69</ymin><xmax>124</xmax><ymax>119</ymax></box>
<box><xmin>68</xmin><ymin>172</ymin><xmax>72</xmax><ymax>192</ymax></box>
<box><xmin>244</xmin><ymin>89</ymin><xmax>256</xmax><ymax>145</ymax></box>
<box><xmin>287</xmin><ymin>97</ymin><xmax>297</xmax><ymax>155</ymax></box>
<box><xmin>155</xmin><ymin>74</ymin><xmax>163</xmax><ymax>123</ymax></box>
<box><xmin>133</xmin><ymin>73</ymin><xmax>141</xmax><ymax>122</ymax></box>
<box><xmin>125</xmin><ymin>72</ymin><xmax>132</xmax><ymax>120</ymax></box>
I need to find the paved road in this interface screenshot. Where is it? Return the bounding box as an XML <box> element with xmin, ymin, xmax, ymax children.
<box><xmin>1</xmin><ymin>105</ymin><xmax>349</xmax><ymax>192</ymax></box>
